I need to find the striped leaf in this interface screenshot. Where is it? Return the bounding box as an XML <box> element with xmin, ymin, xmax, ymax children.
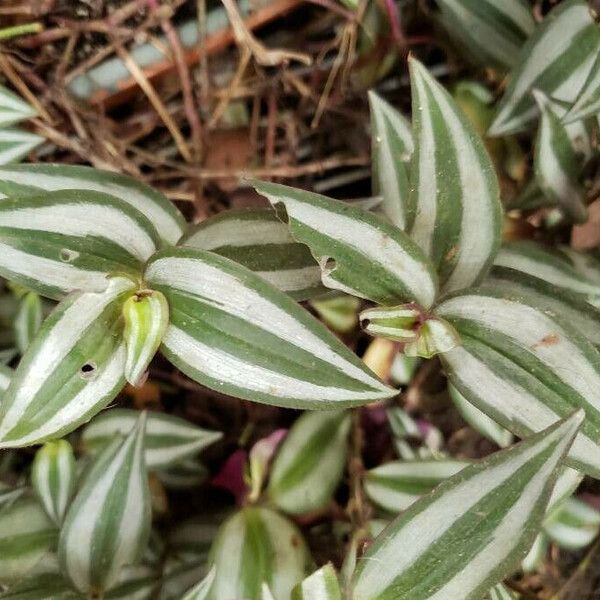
<box><xmin>59</xmin><ymin>412</ymin><xmax>150</xmax><ymax>594</ymax></box>
<box><xmin>0</xmin><ymin>128</ymin><xmax>43</xmax><ymax>165</ymax></box>
<box><xmin>106</xmin><ymin>565</ymin><xmax>159</xmax><ymax>600</ymax></box>
<box><xmin>449</xmin><ymin>384</ymin><xmax>514</xmax><ymax>448</ymax></box>
<box><xmin>81</xmin><ymin>408</ymin><xmax>222</xmax><ymax>469</ymax></box>
<box><xmin>0</xmin><ymin>85</ymin><xmax>36</xmax><ymax>127</ymax></box>
<box><xmin>493</xmin><ymin>241</ymin><xmax>600</xmax><ymax>305</ymax></box>
<box><xmin>489</xmin><ymin>0</ymin><xmax>600</xmax><ymax>136</ymax></box>
<box><xmin>268</xmin><ymin>410</ymin><xmax>351</xmax><ymax>514</ymax></box>
<box><xmin>435</xmin><ymin>288</ymin><xmax>600</xmax><ymax>478</ymax></box>
<box><xmin>533</xmin><ymin>91</ymin><xmax>587</xmax><ymax>224</ymax></box>
<box><xmin>145</xmin><ymin>248</ymin><xmax>395</xmax><ymax>409</ymax></box>
<box><xmin>368</xmin><ymin>91</ymin><xmax>413</xmax><ymax>229</ymax></box>
<box><xmin>408</xmin><ymin>58</ymin><xmax>502</xmax><ymax>293</ymax></box>
<box><xmin>387</xmin><ymin>407</ymin><xmax>444</xmax><ymax>460</ymax></box>
<box><xmin>351</xmin><ymin>411</ymin><xmax>583</xmax><ymax>600</ymax></box>
<box><xmin>0</xmin><ymin>164</ymin><xmax>185</xmax><ymax>245</ymax></box>
<box><xmin>0</xmin><ymin>496</ymin><xmax>58</xmax><ymax>585</ymax></box>
<box><xmin>252</xmin><ymin>180</ymin><xmax>437</xmax><ymax>308</ymax></box>
<box><xmin>558</xmin><ymin>245</ymin><xmax>600</xmax><ymax>288</ymax></box>
<box><xmin>0</xmin><ymin>276</ymin><xmax>135</xmax><ymax>447</ymax></box>
<box><xmin>364</xmin><ymin>459</ymin><xmax>469</xmax><ymax>513</ymax></box>
<box><xmin>156</xmin><ymin>458</ymin><xmax>209</xmax><ymax>490</ymax></box>
<box><xmin>0</xmin><ymin>363</ymin><xmax>13</xmax><ymax>393</ymax></box>
<box><xmin>181</xmin><ymin>209</ymin><xmax>324</xmax><ymax>301</ymax></box>
<box><xmin>0</xmin><ymin>484</ymin><xmax>26</xmax><ymax>509</ymax></box>
<box><xmin>485</xmin><ymin>266</ymin><xmax>600</xmax><ymax>348</ymax></box>
<box><xmin>565</xmin><ymin>48</ymin><xmax>600</xmax><ymax>123</ymax></box>
<box><xmin>31</xmin><ymin>440</ymin><xmax>76</xmax><ymax>525</ymax></box>
<box><xmin>209</xmin><ymin>506</ymin><xmax>311</xmax><ymax>600</ymax></box>
<box><xmin>14</xmin><ymin>291</ymin><xmax>42</xmax><ymax>354</ymax></box>
<box><xmin>180</xmin><ymin>566</ymin><xmax>216</xmax><ymax>600</ymax></box>
<box><xmin>0</xmin><ymin>572</ymin><xmax>82</xmax><ymax>599</ymax></box>
<box><xmin>0</xmin><ymin>190</ymin><xmax>160</xmax><ymax>300</ymax></box>
<box><xmin>123</xmin><ymin>291</ymin><xmax>169</xmax><ymax>387</ymax></box>
<box><xmin>545</xmin><ymin>496</ymin><xmax>600</xmax><ymax>550</ymax></box>
<box><xmin>435</xmin><ymin>0</ymin><xmax>535</xmax><ymax>70</ymax></box>
<box><xmin>292</xmin><ymin>564</ymin><xmax>341</xmax><ymax>600</ymax></box>
<box><xmin>487</xmin><ymin>584</ymin><xmax>518</xmax><ymax>600</ymax></box>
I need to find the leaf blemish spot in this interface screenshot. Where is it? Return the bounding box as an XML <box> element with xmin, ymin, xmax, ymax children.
<box><xmin>80</xmin><ymin>361</ymin><xmax>98</xmax><ymax>380</ymax></box>
<box><xmin>60</xmin><ymin>248</ymin><xmax>79</xmax><ymax>263</ymax></box>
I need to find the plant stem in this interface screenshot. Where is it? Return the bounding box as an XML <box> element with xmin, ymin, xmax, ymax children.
<box><xmin>0</xmin><ymin>22</ymin><xmax>43</xmax><ymax>41</ymax></box>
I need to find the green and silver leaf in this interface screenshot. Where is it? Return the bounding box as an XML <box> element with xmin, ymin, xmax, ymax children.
<box><xmin>0</xmin><ymin>571</ymin><xmax>81</xmax><ymax>599</ymax></box>
<box><xmin>268</xmin><ymin>410</ymin><xmax>351</xmax><ymax>514</ymax></box>
<box><xmin>0</xmin><ymin>190</ymin><xmax>160</xmax><ymax>300</ymax></box>
<box><xmin>449</xmin><ymin>384</ymin><xmax>514</xmax><ymax>448</ymax></box>
<box><xmin>145</xmin><ymin>247</ymin><xmax>395</xmax><ymax>409</ymax></box>
<box><xmin>565</xmin><ymin>48</ymin><xmax>600</xmax><ymax>123</ymax></box>
<box><xmin>0</xmin><ymin>276</ymin><xmax>134</xmax><ymax>447</ymax></box>
<box><xmin>408</xmin><ymin>58</ymin><xmax>502</xmax><ymax>293</ymax></box>
<box><xmin>123</xmin><ymin>290</ymin><xmax>169</xmax><ymax>387</ymax></box>
<box><xmin>59</xmin><ymin>413</ymin><xmax>150</xmax><ymax>594</ymax></box>
<box><xmin>252</xmin><ymin>180</ymin><xmax>437</xmax><ymax>308</ymax></box>
<box><xmin>352</xmin><ymin>411</ymin><xmax>583</xmax><ymax>600</ymax></box>
<box><xmin>365</xmin><ymin>459</ymin><xmax>469</xmax><ymax>513</ymax></box>
<box><xmin>0</xmin><ymin>164</ymin><xmax>185</xmax><ymax>245</ymax></box>
<box><xmin>533</xmin><ymin>91</ymin><xmax>587</xmax><ymax>223</ymax></box>
<box><xmin>292</xmin><ymin>564</ymin><xmax>341</xmax><ymax>600</ymax></box>
<box><xmin>31</xmin><ymin>439</ymin><xmax>76</xmax><ymax>525</ymax></box>
<box><xmin>485</xmin><ymin>266</ymin><xmax>600</xmax><ymax>348</ymax></box>
<box><xmin>545</xmin><ymin>496</ymin><xmax>600</xmax><ymax>550</ymax></box>
<box><xmin>368</xmin><ymin>91</ymin><xmax>413</xmax><ymax>229</ymax></box>
<box><xmin>0</xmin><ymin>85</ymin><xmax>36</xmax><ymax>127</ymax></box>
<box><xmin>81</xmin><ymin>408</ymin><xmax>222</xmax><ymax>469</ymax></box>
<box><xmin>489</xmin><ymin>0</ymin><xmax>600</xmax><ymax>136</ymax></box>
<box><xmin>435</xmin><ymin>0</ymin><xmax>535</xmax><ymax>70</ymax></box>
<box><xmin>493</xmin><ymin>241</ymin><xmax>600</xmax><ymax>305</ymax></box>
<box><xmin>209</xmin><ymin>506</ymin><xmax>311</xmax><ymax>600</ymax></box>
<box><xmin>180</xmin><ymin>566</ymin><xmax>216</xmax><ymax>600</ymax></box>
<box><xmin>14</xmin><ymin>291</ymin><xmax>42</xmax><ymax>354</ymax></box>
<box><xmin>181</xmin><ymin>208</ymin><xmax>324</xmax><ymax>301</ymax></box>
<box><xmin>436</xmin><ymin>288</ymin><xmax>600</xmax><ymax>478</ymax></box>
<box><xmin>0</xmin><ymin>496</ymin><xmax>57</xmax><ymax>585</ymax></box>
<box><xmin>0</xmin><ymin>129</ymin><xmax>43</xmax><ymax>166</ymax></box>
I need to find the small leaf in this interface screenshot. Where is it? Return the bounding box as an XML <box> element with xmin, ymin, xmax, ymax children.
<box><xmin>449</xmin><ymin>384</ymin><xmax>513</xmax><ymax>448</ymax></box>
<box><xmin>31</xmin><ymin>439</ymin><xmax>76</xmax><ymax>525</ymax></box>
<box><xmin>14</xmin><ymin>291</ymin><xmax>42</xmax><ymax>354</ymax></box>
<box><xmin>0</xmin><ymin>85</ymin><xmax>36</xmax><ymax>127</ymax></box>
<box><xmin>310</xmin><ymin>294</ymin><xmax>360</xmax><ymax>334</ymax></box>
<box><xmin>0</xmin><ymin>276</ymin><xmax>135</xmax><ymax>447</ymax></box>
<box><xmin>565</xmin><ymin>48</ymin><xmax>600</xmax><ymax>123</ymax></box>
<box><xmin>252</xmin><ymin>180</ymin><xmax>437</xmax><ymax>308</ymax></box>
<box><xmin>0</xmin><ymin>496</ymin><xmax>57</xmax><ymax>585</ymax></box>
<box><xmin>487</xmin><ymin>583</ymin><xmax>519</xmax><ymax>600</ymax></box>
<box><xmin>181</xmin><ymin>208</ymin><xmax>324</xmax><ymax>301</ymax></box>
<box><xmin>81</xmin><ymin>408</ymin><xmax>222</xmax><ymax>469</ymax></box>
<box><xmin>180</xmin><ymin>566</ymin><xmax>216</xmax><ymax>600</ymax></box>
<box><xmin>436</xmin><ymin>287</ymin><xmax>600</xmax><ymax>478</ymax></box>
<box><xmin>209</xmin><ymin>506</ymin><xmax>311</xmax><ymax>600</ymax></box>
<box><xmin>123</xmin><ymin>290</ymin><xmax>169</xmax><ymax>387</ymax></box>
<box><xmin>156</xmin><ymin>458</ymin><xmax>209</xmax><ymax>490</ymax></box>
<box><xmin>365</xmin><ymin>459</ymin><xmax>469</xmax><ymax>513</ymax></box>
<box><xmin>368</xmin><ymin>91</ymin><xmax>413</xmax><ymax>229</ymax></box>
<box><xmin>351</xmin><ymin>411</ymin><xmax>583</xmax><ymax>600</ymax></box>
<box><xmin>268</xmin><ymin>410</ymin><xmax>351</xmax><ymax>514</ymax></box>
<box><xmin>0</xmin><ymin>190</ymin><xmax>160</xmax><ymax>300</ymax></box>
<box><xmin>403</xmin><ymin>317</ymin><xmax>461</xmax><ymax>359</ymax></box>
<box><xmin>0</xmin><ymin>128</ymin><xmax>43</xmax><ymax>165</ymax></box>
<box><xmin>59</xmin><ymin>412</ymin><xmax>151</xmax><ymax>594</ymax></box>
<box><xmin>494</xmin><ymin>241</ymin><xmax>600</xmax><ymax>304</ymax></box>
<box><xmin>435</xmin><ymin>0</ymin><xmax>535</xmax><ymax>70</ymax></box>
<box><xmin>0</xmin><ymin>163</ymin><xmax>185</xmax><ymax>245</ymax></box>
<box><xmin>544</xmin><ymin>497</ymin><xmax>600</xmax><ymax>550</ymax></box>
<box><xmin>145</xmin><ymin>247</ymin><xmax>395</xmax><ymax>409</ymax></box>
<box><xmin>489</xmin><ymin>0</ymin><xmax>600</xmax><ymax>136</ymax></box>
<box><xmin>533</xmin><ymin>91</ymin><xmax>587</xmax><ymax>224</ymax></box>
<box><xmin>360</xmin><ymin>305</ymin><xmax>420</xmax><ymax>342</ymax></box>
<box><xmin>408</xmin><ymin>58</ymin><xmax>502</xmax><ymax>293</ymax></box>
<box><xmin>292</xmin><ymin>564</ymin><xmax>342</xmax><ymax>600</ymax></box>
